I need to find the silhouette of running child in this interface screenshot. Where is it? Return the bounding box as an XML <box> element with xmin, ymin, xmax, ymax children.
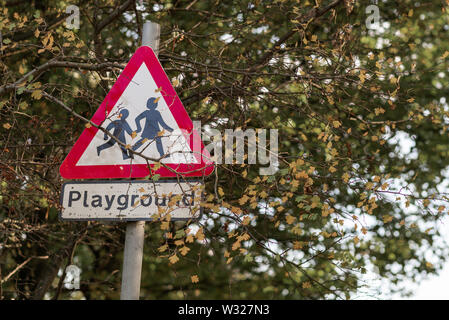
<box><xmin>97</xmin><ymin>109</ymin><xmax>134</xmax><ymax>160</ymax></box>
<box><xmin>132</xmin><ymin>97</ymin><xmax>173</xmax><ymax>158</ymax></box>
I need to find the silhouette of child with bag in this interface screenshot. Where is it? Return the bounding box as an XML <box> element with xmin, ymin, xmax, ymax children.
<box><xmin>97</xmin><ymin>109</ymin><xmax>134</xmax><ymax>160</ymax></box>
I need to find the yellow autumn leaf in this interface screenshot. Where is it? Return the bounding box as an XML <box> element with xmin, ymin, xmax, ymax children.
<box><xmin>231</xmin><ymin>240</ymin><xmax>241</xmax><ymax>251</ymax></box>
<box><xmin>241</xmin><ymin>216</ymin><xmax>251</xmax><ymax>225</ymax></box>
<box><xmin>285</xmin><ymin>215</ymin><xmax>296</xmax><ymax>225</ymax></box>
<box><xmin>179</xmin><ymin>246</ymin><xmax>190</xmax><ymax>256</ymax></box>
<box><xmin>239</xmin><ymin>195</ymin><xmax>249</xmax><ymax>205</ymax></box>
<box><xmin>293</xmin><ymin>241</ymin><xmax>303</xmax><ymax>250</ymax></box>
<box><xmin>31</xmin><ymin>90</ymin><xmax>42</xmax><ymax>100</ymax></box>
<box><xmin>302</xmin><ymin>282</ymin><xmax>311</xmax><ymax>289</ymax></box>
<box><xmin>169</xmin><ymin>254</ymin><xmax>179</xmax><ymax>264</ymax></box>
<box><xmin>153</xmin><ymin>162</ymin><xmax>161</xmax><ymax>170</ymax></box>
<box><xmin>174</xmin><ymin>240</ymin><xmax>184</xmax><ymax>246</ymax></box>
<box><xmin>186</xmin><ymin>234</ymin><xmax>194</xmax><ymax>243</ymax></box>
<box><xmin>374</xmin><ymin>107</ymin><xmax>385</xmax><ymax>115</ymax></box>
<box><xmin>332</xmin><ymin>120</ymin><xmax>341</xmax><ymax>128</ymax></box>
<box><xmin>195</xmin><ymin>228</ymin><xmax>205</xmax><ymax>240</ymax></box>
<box><xmin>359</xmin><ymin>72</ymin><xmax>366</xmax><ymax>83</ymax></box>
<box><xmin>160</xmin><ymin>221</ymin><xmax>170</xmax><ymax>230</ymax></box>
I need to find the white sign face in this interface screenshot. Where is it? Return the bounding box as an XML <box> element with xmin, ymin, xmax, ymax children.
<box><xmin>60</xmin><ymin>180</ymin><xmax>203</xmax><ymax>221</ymax></box>
<box><xmin>76</xmin><ymin>63</ymin><xmax>197</xmax><ymax>167</ymax></box>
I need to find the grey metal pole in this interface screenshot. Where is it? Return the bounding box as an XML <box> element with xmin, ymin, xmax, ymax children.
<box><xmin>120</xmin><ymin>21</ymin><xmax>160</xmax><ymax>300</ymax></box>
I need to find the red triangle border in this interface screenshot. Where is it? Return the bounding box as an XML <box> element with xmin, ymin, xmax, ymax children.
<box><xmin>59</xmin><ymin>46</ymin><xmax>214</xmax><ymax>179</ymax></box>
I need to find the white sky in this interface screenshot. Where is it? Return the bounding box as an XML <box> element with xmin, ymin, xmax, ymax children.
<box><xmin>365</xmin><ymin>133</ymin><xmax>449</xmax><ymax>300</ymax></box>
<box><xmin>401</xmin><ymin>214</ymin><xmax>449</xmax><ymax>300</ymax></box>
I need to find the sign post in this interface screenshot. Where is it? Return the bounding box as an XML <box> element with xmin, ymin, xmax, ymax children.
<box><xmin>120</xmin><ymin>21</ymin><xmax>160</xmax><ymax>300</ymax></box>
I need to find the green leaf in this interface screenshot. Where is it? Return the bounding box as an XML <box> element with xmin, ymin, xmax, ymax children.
<box><xmin>174</xmin><ymin>229</ymin><xmax>186</xmax><ymax>239</ymax></box>
<box><xmin>18</xmin><ymin>101</ymin><xmax>28</xmax><ymax>110</ymax></box>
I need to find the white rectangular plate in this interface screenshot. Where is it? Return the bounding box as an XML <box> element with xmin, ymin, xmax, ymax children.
<box><xmin>60</xmin><ymin>180</ymin><xmax>203</xmax><ymax>221</ymax></box>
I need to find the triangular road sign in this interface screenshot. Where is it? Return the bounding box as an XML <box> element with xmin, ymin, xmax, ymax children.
<box><xmin>60</xmin><ymin>46</ymin><xmax>214</xmax><ymax>179</ymax></box>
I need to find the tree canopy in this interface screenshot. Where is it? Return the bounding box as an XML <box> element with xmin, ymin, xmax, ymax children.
<box><xmin>2</xmin><ymin>0</ymin><xmax>449</xmax><ymax>299</ymax></box>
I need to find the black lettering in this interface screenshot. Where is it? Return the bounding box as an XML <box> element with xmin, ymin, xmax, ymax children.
<box><xmin>91</xmin><ymin>195</ymin><xmax>102</xmax><ymax>207</ymax></box>
<box><xmin>140</xmin><ymin>195</ymin><xmax>152</xmax><ymax>206</ymax></box>
<box><xmin>182</xmin><ymin>191</ymin><xmax>195</xmax><ymax>206</ymax></box>
<box><xmin>68</xmin><ymin>191</ymin><xmax>81</xmax><ymax>207</ymax></box>
<box><xmin>83</xmin><ymin>191</ymin><xmax>89</xmax><ymax>207</ymax></box>
<box><xmin>155</xmin><ymin>196</ymin><xmax>167</xmax><ymax>206</ymax></box>
<box><xmin>104</xmin><ymin>195</ymin><xmax>115</xmax><ymax>210</ymax></box>
<box><xmin>117</xmin><ymin>194</ymin><xmax>129</xmax><ymax>210</ymax></box>
<box><xmin>131</xmin><ymin>194</ymin><xmax>139</xmax><ymax>208</ymax></box>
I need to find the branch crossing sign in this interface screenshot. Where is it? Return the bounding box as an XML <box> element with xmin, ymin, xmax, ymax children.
<box><xmin>59</xmin><ymin>46</ymin><xmax>214</xmax><ymax>179</ymax></box>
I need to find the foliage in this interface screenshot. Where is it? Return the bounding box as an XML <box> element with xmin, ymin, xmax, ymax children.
<box><xmin>1</xmin><ymin>0</ymin><xmax>449</xmax><ymax>299</ymax></box>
